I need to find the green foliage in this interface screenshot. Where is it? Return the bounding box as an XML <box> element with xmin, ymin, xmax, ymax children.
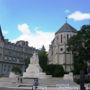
<box><xmin>41</xmin><ymin>45</ymin><xmax>46</xmax><ymax>51</ymax></box>
<box><xmin>46</xmin><ymin>64</ymin><xmax>64</xmax><ymax>77</ymax></box>
<box><xmin>38</xmin><ymin>50</ymin><xmax>48</xmax><ymax>72</ymax></box>
<box><xmin>46</xmin><ymin>64</ymin><xmax>55</xmax><ymax>75</ymax></box>
<box><xmin>68</xmin><ymin>25</ymin><xmax>90</xmax><ymax>75</ymax></box>
<box><xmin>11</xmin><ymin>66</ymin><xmax>22</xmax><ymax>75</ymax></box>
<box><xmin>73</xmin><ymin>55</ymin><xmax>87</xmax><ymax>75</ymax></box>
<box><xmin>24</xmin><ymin>57</ymin><xmax>30</xmax><ymax>69</ymax></box>
<box><xmin>38</xmin><ymin>46</ymin><xmax>64</xmax><ymax>77</ymax></box>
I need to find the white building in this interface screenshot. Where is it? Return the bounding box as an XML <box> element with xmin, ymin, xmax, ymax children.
<box><xmin>48</xmin><ymin>23</ymin><xmax>77</xmax><ymax>72</ymax></box>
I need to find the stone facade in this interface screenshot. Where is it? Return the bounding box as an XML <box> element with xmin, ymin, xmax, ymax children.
<box><xmin>48</xmin><ymin>23</ymin><xmax>77</xmax><ymax>72</ymax></box>
<box><xmin>0</xmin><ymin>26</ymin><xmax>37</xmax><ymax>76</ymax></box>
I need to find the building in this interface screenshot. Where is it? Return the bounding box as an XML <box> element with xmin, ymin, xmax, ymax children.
<box><xmin>0</xmin><ymin>26</ymin><xmax>37</xmax><ymax>76</ymax></box>
<box><xmin>48</xmin><ymin>23</ymin><xmax>77</xmax><ymax>72</ymax></box>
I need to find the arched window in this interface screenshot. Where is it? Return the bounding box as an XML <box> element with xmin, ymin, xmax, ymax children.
<box><xmin>61</xmin><ymin>34</ymin><xmax>62</xmax><ymax>43</ymax></box>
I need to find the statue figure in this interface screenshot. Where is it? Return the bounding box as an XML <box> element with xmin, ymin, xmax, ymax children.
<box><xmin>30</xmin><ymin>52</ymin><xmax>39</xmax><ymax>64</ymax></box>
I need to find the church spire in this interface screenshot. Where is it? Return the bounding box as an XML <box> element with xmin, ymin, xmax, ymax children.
<box><xmin>0</xmin><ymin>25</ymin><xmax>4</xmax><ymax>41</ymax></box>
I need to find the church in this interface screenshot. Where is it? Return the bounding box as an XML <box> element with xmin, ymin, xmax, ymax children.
<box><xmin>48</xmin><ymin>22</ymin><xmax>77</xmax><ymax>72</ymax></box>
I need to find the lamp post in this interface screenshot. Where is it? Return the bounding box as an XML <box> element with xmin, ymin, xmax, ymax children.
<box><xmin>80</xmin><ymin>70</ymin><xmax>86</xmax><ymax>90</ymax></box>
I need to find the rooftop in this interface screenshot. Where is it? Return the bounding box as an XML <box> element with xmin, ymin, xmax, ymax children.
<box><xmin>55</xmin><ymin>23</ymin><xmax>77</xmax><ymax>34</ymax></box>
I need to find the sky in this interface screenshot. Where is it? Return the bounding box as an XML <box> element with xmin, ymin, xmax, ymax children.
<box><xmin>0</xmin><ymin>0</ymin><xmax>90</xmax><ymax>51</ymax></box>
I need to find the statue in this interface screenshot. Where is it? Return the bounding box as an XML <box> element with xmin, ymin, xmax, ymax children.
<box><xmin>30</xmin><ymin>52</ymin><xmax>39</xmax><ymax>64</ymax></box>
<box><xmin>23</xmin><ymin>51</ymin><xmax>51</xmax><ymax>78</ymax></box>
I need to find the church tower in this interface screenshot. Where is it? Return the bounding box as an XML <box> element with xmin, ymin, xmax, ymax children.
<box><xmin>48</xmin><ymin>23</ymin><xmax>77</xmax><ymax>72</ymax></box>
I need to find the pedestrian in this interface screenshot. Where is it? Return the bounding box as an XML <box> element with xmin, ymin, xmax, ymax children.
<box><xmin>17</xmin><ymin>75</ymin><xmax>20</xmax><ymax>83</ymax></box>
<box><xmin>32</xmin><ymin>78</ymin><xmax>39</xmax><ymax>90</ymax></box>
<box><xmin>20</xmin><ymin>77</ymin><xmax>23</xmax><ymax>83</ymax></box>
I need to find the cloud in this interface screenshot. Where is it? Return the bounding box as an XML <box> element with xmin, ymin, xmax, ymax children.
<box><xmin>11</xmin><ymin>23</ymin><xmax>54</xmax><ymax>51</ymax></box>
<box><xmin>2</xmin><ymin>30</ymin><xmax>8</xmax><ymax>35</ymax></box>
<box><xmin>68</xmin><ymin>11</ymin><xmax>90</xmax><ymax>21</ymax></box>
<box><xmin>64</xmin><ymin>9</ymin><xmax>70</xmax><ymax>13</ymax></box>
<box><xmin>18</xmin><ymin>24</ymin><xmax>31</xmax><ymax>34</ymax></box>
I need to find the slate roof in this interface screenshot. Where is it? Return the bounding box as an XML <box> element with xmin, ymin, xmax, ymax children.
<box><xmin>55</xmin><ymin>23</ymin><xmax>77</xmax><ymax>34</ymax></box>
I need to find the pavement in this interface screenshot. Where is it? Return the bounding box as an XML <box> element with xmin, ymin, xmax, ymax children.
<box><xmin>0</xmin><ymin>77</ymin><xmax>89</xmax><ymax>90</ymax></box>
<box><xmin>0</xmin><ymin>87</ymin><xmax>31</xmax><ymax>90</ymax></box>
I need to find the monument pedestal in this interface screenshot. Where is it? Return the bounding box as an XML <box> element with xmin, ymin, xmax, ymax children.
<box><xmin>63</xmin><ymin>72</ymin><xmax>73</xmax><ymax>81</ymax></box>
<box><xmin>9</xmin><ymin>72</ymin><xmax>19</xmax><ymax>78</ymax></box>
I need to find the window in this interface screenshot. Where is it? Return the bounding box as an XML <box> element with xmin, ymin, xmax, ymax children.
<box><xmin>61</xmin><ymin>34</ymin><xmax>62</xmax><ymax>43</ymax></box>
<box><xmin>5</xmin><ymin>56</ymin><xmax>7</xmax><ymax>60</ymax></box>
<box><xmin>67</xmin><ymin>34</ymin><xmax>69</xmax><ymax>40</ymax></box>
<box><xmin>9</xmin><ymin>57</ymin><xmax>11</xmax><ymax>60</ymax></box>
<box><xmin>4</xmin><ymin>68</ymin><xmax>6</xmax><ymax>72</ymax></box>
<box><xmin>4</xmin><ymin>64</ymin><xmax>6</xmax><ymax>67</ymax></box>
<box><xmin>4</xmin><ymin>65</ymin><xmax>6</xmax><ymax>71</ymax></box>
<box><xmin>67</xmin><ymin>47</ymin><xmax>70</xmax><ymax>52</ymax></box>
<box><xmin>60</xmin><ymin>48</ymin><xmax>63</xmax><ymax>51</ymax></box>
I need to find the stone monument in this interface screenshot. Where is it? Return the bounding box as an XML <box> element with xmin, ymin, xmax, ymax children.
<box><xmin>9</xmin><ymin>72</ymin><xmax>19</xmax><ymax>78</ymax></box>
<box><xmin>63</xmin><ymin>72</ymin><xmax>73</xmax><ymax>81</ymax></box>
<box><xmin>23</xmin><ymin>52</ymin><xmax>50</xmax><ymax>79</ymax></box>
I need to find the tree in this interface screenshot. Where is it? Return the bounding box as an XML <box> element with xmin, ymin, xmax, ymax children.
<box><xmin>68</xmin><ymin>25</ymin><xmax>90</xmax><ymax>74</ymax></box>
<box><xmin>38</xmin><ymin>46</ymin><xmax>64</xmax><ymax>77</ymax></box>
<box><xmin>11</xmin><ymin>66</ymin><xmax>22</xmax><ymax>75</ymax></box>
<box><xmin>24</xmin><ymin>57</ymin><xmax>30</xmax><ymax>69</ymax></box>
<box><xmin>41</xmin><ymin>45</ymin><xmax>46</xmax><ymax>51</ymax></box>
<box><xmin>38</xmin><ymin>46</ymin><xmax>48</xmax><ymax>72</ymax></box>
<box><xmin>53</xmin><ymin>65</ymin><xmax>64</xmax><ymax>77</ymax></box>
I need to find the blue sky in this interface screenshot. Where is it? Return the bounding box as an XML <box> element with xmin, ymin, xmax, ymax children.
<box><xmin>0</xmin><ymin>0</ymin><xmax>90</xmax><ymax>50</ymax></box>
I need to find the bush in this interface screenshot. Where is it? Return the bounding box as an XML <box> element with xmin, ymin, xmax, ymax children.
<box><xmin>46</xmin><ymin>64</ymin><xmax>54</xmax><ymax>75</ymax></box>
<box><xmin>11</xmin><ymin>66</ymin><xmax>22</xmax><ymax>75</ymax></box>
<box><xmin>38</xmin><ymin>51</ymin><xmax>48</xmax><ymax>72</ymax></box>
<box><xmin>53</xmin><ymin>65</ymin><xmax>64</xmax><ymax>77</ymax></box>
<box><xmin>38</xmin><ymin>49</ymin><xmax>64</xmax><ymax>77</ymax></box>
<box><xmin>46</xmin><ymin>64</ymin><xmax>64</xmax><ymax>77</ymax></box>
